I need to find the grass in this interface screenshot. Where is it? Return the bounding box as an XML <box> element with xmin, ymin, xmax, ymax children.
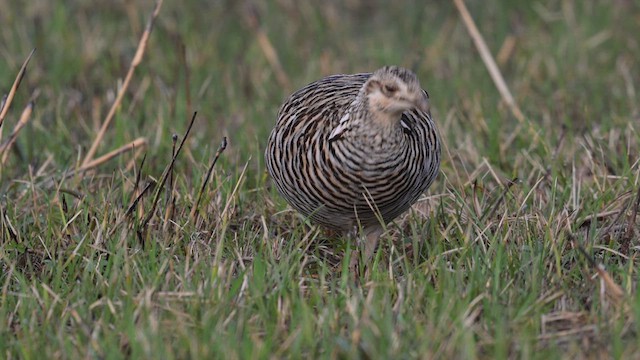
<box><xmin>1</xmin><ymin>0</ymin><xmax>639</xmax><ymax>358</ymax></box>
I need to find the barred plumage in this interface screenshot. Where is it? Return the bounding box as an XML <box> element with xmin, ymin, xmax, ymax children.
<box><xmin>266</xmin><ymin>66</ymin><xmax>440</xmax><ymax>262</ymax></box>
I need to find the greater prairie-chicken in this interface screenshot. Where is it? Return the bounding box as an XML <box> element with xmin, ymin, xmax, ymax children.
<box><xmin>266</xmin><ymin>66</ymin><xmax>440</xmax><ymax>264</ymax></box>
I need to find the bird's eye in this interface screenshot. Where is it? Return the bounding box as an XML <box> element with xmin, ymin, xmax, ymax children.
<box><xmin>383</xmin><ymin>84</ymin><xmax>398</xmax><ymax>93</ymax></box>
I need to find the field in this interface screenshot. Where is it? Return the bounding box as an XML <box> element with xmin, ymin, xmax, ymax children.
<box><xmin>1</xmin><ymin>0</ymin><xmax>639</xmax><ymax>358</ymax></box>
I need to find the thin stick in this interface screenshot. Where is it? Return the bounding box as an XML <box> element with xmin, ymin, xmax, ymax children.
<box><xmin>166</xmin><ymin>134</ymin><xmax>178</xmax><ymax>207</ymax></box>
<box><xmin>0</xmin><ymin>49</ymin><xmax>35</xmax><ymax>129</ymax></box>
<box><xmin>131</xmin><ymin>152</ymin><xmax>147</xmax><ymax>209</ymax></box>
<box><xmin>0</xmin><ymin>101</ymin><xmax>33</xmax><ymax>164</ymax></box>
<box><xmin>0</xmin><ymin>95</ymin><xmax>5</xmax><ymax>140</ymax></box>
<box><xmin>82</xmin><ymin>0</ymin><xmax>163</xmax><ymax>165</ymax></box>
<box><xmin>76</xmin><ymin>138</ymin><xmax>147</xmax><ymax>174</ymax></box>
<box><xmin>162</xmin><ymin>134</ymin><xmax>178</xmax><ymax>231</ymax></box>
<box><xmin>190</xmin><ymin>137</ymin><xmax>228</xmax><ymax>221</ymax></box>
<box><xmin>125</xmin><ymin>180</ymin><xmax>155</xmax><ymax>217</ymax></box>
<box><xmin>142</xmin><ymin>111</ymin><xmax>198</xmax><ymax>228</ymax></box>
<box><xmin>34</xmin><ymin>138</ymin><xmax>146</xmax><ymax>192</ymax></box>
<box><xmin>125</xmin><ymin>147</ymin><xmax>146</xmax><ymax>173</ymax></box>
<box><xmin>452</xmin><ymin>0</ymin><xmax>525</xmax><ymax>124</ymax></box>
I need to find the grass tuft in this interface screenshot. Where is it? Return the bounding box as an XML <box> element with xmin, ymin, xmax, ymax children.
<box><xmin>0</xmin><ymin>0</ymin><xmax>639</xmax><ymax>358</ymax></box>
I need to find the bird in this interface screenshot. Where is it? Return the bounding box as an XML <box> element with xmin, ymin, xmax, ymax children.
<box><xmin>265</xmin><ymin>66</ymin><xmax>440</xmax><ymax>266</ymax></box>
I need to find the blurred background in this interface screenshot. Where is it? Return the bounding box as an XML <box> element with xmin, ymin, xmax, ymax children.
<box><xmin>1</xmin><ymin>1</ymin><xmax>639</xmax><ymax>357</ymax></box>
<box><xmin>1</xmin><ymin>0</ymin><xmax>637</xmax><ymax>182</ymax></box>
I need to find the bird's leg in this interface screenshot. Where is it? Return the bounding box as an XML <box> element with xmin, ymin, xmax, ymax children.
<box><xmin>348</xmin><ymin>227</ymin><xmax>360</xmax><ymax>275</ymax></box>
<box><xmin>348</xmin><ymin>225</ymin><xmax>383</xmax><ymax>276</ymax></box>
<box><xmin>363</xmin><ymin>226</ymin><xmax>383</xmax><ymax>265</ymax></box>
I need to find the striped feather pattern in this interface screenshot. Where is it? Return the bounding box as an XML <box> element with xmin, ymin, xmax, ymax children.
<box><xmin>266</xmin><ymin>67</ymin><xmax>440</xmax><ymax>232</ymax></box>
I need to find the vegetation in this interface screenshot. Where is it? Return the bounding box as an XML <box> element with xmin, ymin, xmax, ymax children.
<box><xmin>0</xmin><ymin>0</ymin><xmax>638</xmax><ymax>358</ymax></box>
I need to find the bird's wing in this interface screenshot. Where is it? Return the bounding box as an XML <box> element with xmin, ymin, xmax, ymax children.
<box><xmin>276</xmin><ymin>73</ymin><xmax>370</xmax><ymax>141</ymax></box>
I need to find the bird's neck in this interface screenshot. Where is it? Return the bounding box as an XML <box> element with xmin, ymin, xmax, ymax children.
<box><xmin>352</xmin><ymin>96</ymin><xmax>404</xmax><ymax>135</ymax></box>
<box><xmin>368</xmin><ymin>110</ymin><xmax>404</xmax><ymax>130</ymax></box>
<box><xmin>341</xmin><ymin>104</ymin><xmax>405</xmax><ymax>150</ymax></box>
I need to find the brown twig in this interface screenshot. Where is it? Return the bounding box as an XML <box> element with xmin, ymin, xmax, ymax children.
<box><xmin>0</xmin><ymin>49</ymin><xmax>34</xmax><ymax>130</ymax></box>
<box><xmin>125</xmin><ymin>147</ymin><xmax>147</xmax><ymax>173</ymax></box>
<box><xmin>82</xmin><ymin>0</ymin><xmax>163</xmax><ymax>165</ymax></box>
<box><xmin>34</xmin><ymin>137</ymin><xmax>146</xmax><ymax>195</ymax></box>
<box><xmin>142</xmin><ymin>111</ymin><xmax>198</xmax><ymax>229</ymax></box>
<box><xmin>166</xmin><ymin>134</ymin><xmax>178</xmax><ymax>207</ymax></box>
<box><xmin>128</xmin><ymin>152</ymin><xmax>147</xmax><ymax>217</ymax></box>
<box><xmin>108</xmin><ymin>155</ymin><xmax>154</xmax><ymax>236</ymax></box>
<box><xmin>125</xmin><ymin>180</ymin><xmax>156</xmax><ymax>218</ymax></box>
<box><xmin>76</xmin><ymin>138</ymin><xmax>147</xmax><ymax>175</ymax></box>
<box><xmin>0</xmin><ymin>94</ymin><xmax>7</xmax><ymax>139</ymax></box>
<box><xmin>190</xmin><ymin>137</ymin><xmax>228</xmax><ymax>222</ymax></box>
<box><xmin>162</xmin><ymin>134</ymin><xmax>178</xmax><ymax>231</ymax></box>
<box><xmin>0</xmin><ymin>101</ymin><xmax>33</xmax><ymax>164</ymax></box>
<box><xmin>452</xmin><ymin>0</ymin><xmax>525</xmax><ymax>123</ymax></box>
<box><xmin>133</xmin><ymin>153</ymin><xmax>147</xmax><ymax>196</ymax></box>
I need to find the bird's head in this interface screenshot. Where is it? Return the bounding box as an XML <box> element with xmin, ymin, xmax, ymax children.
<box><xmin>363</xmin><ymin>66</ymin><xmax>430</xmax><ymax>117</ymax></box>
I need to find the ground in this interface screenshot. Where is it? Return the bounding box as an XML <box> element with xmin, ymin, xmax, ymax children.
<box><xmin>0</xmin><ymin>0</ymin><xmax>639</xmax><ymax>358</ymax></box>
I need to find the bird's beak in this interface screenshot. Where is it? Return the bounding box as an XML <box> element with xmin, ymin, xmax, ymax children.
<box><xmin>415</xmin><ymin>93</ymin><xmax>430</xmax><ymax>113</ymax></box>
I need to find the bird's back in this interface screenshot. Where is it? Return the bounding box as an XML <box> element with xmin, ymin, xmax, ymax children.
<box><xmin>266</xmin><ymin>71</ymin><xmax>440</xmax><ymax>232</ymax></box>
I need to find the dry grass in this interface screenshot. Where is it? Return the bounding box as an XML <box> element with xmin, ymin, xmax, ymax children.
<box><xmin>0</xmin><ymin>0</ymin><xmax>639</xmax><ymax>358</ymax></box>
